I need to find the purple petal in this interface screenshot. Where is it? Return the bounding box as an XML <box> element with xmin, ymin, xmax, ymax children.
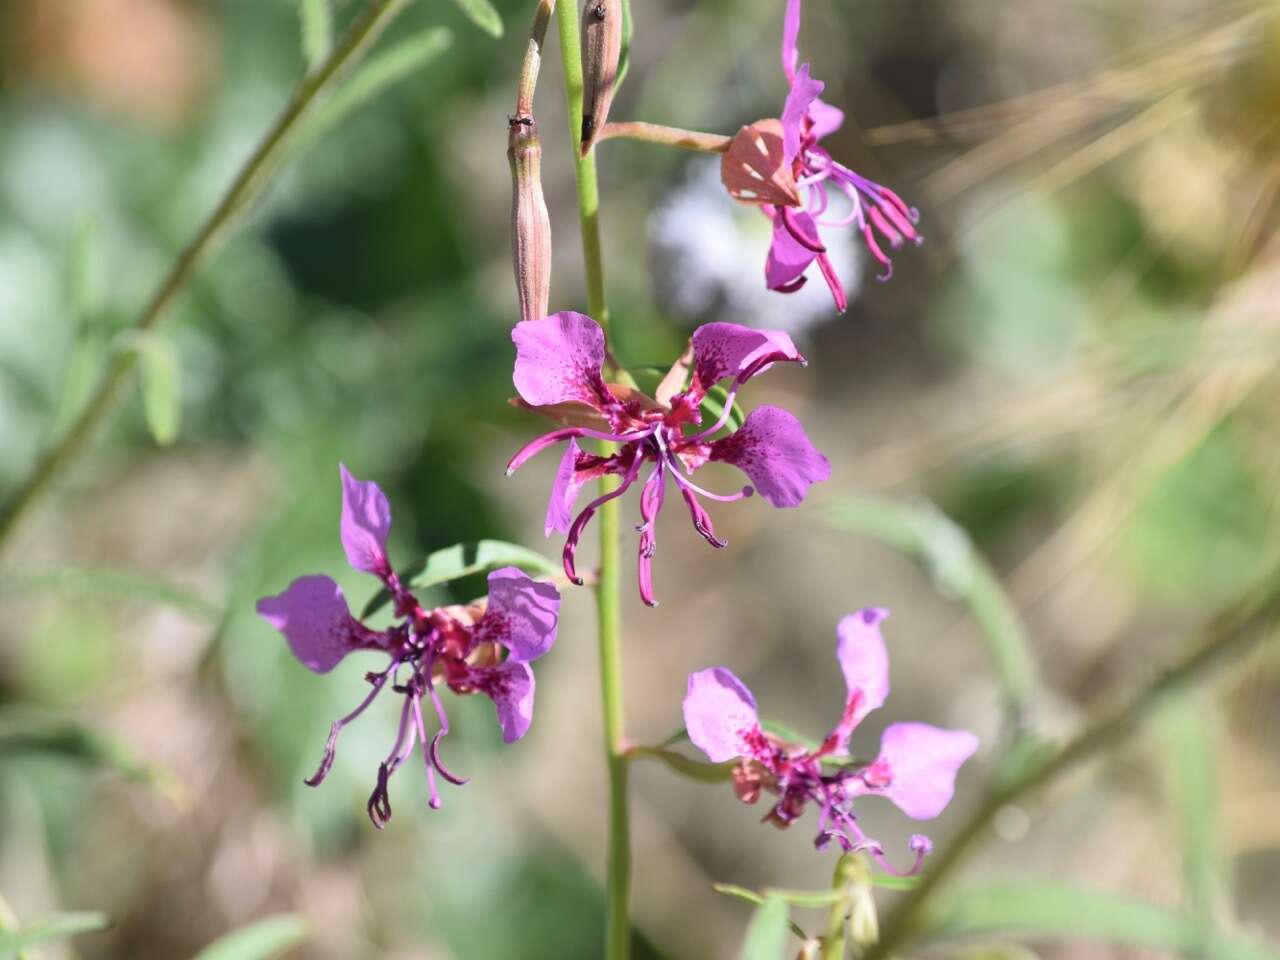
<box><xmin>782</xmin><ymin>0</ymin><xmax>803</xmax><ymax>81</ymax></box>
<box><xmin>808</xmin><ymin>97</ymin><xmax>845</xmax><ymax>141</ymax></box>
<box><xmin>512</xmin><ymin>312</ymin><xmax>614</xmax><ymax>411</ymax></box>
<box><xmin>709</xmin><ymin>406</ymin><xmax>830</xmax><ymax>508</ymax></box>
<box><xmin>871</xmin><ymin>722</ymin><xmax>980</xmax><ymax>820</ymax></box>
<box><xmin>765</xmin><ymin>212</ymin><xmax>821</xmax><ymax>291</ymax></box>
<box><xmin>682</xmin><ymin>667</ymin><xmax>759</xmax><ymax>763</ymax></box>
<box><xmin>339</xmin><ymin>463</ymin><xmax>392</xmax><ymax>576</ymax></box>
<box><xmin>256</xmin><ymin>575</ymin><xmax>374</xmax><ymax>674</ymax></box>
<box><xmin>782</xmin><ymin>63</ymin><xmax>824</xmax><ymax>165</ymax></box>
<box><xmin>474</xmin><ymin>660</ymin><xmax>537</xmax><ymax>743</ymax></box>
<box><xmin>546</xmin><ymin>439</ymin><xmax>586</xmax><ymax>536</ymax></box>
<box><xmin>691</xmin><ymin>323</ymin><xmax>804</xmax><ymax>393</ymax></box>
<box><xmin>476</xmin><ymin>566</ymin><xmax>561</xmax><ymax>662</ymax></box>
<box><xmin>836</xmin><ymin>608</ymin><xmax>891</xmax><ymax>727</ymax></box>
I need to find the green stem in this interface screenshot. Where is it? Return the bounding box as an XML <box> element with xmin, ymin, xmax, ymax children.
<box><xmin>556</xmin><ymin>5</ymin><xmax>629</xmax><ymax>959</ymax></box>
<box><xmin>0</xmin><ymin>0</ymin><xmax>410</xmax><ymax>553</ymax></box>
<box><xmin>863</xmin><ymin>564</ymin><xmax>1280</xmax><ymax>960</ymax></box>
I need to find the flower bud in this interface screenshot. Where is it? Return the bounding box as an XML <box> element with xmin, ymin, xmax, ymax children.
<box><xmin>508</xmin><ymin>115</ymin><xmax>552</xmax><ymax>323</ymax></box>
<box><xmin>579</xmin><ymin>0</ymin><xmax>623</xmax><ymax>154</ymax></box>
<box><xmin>720</xmin><ymin>119</ymin><xmax>801</xmax><ymax>208</ymax></box>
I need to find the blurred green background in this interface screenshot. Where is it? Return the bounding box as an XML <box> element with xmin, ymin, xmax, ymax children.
<box><xmin>1</xmin><ymin>0</ymin><xmax>1279</xmax><ymax>957</ymax></box>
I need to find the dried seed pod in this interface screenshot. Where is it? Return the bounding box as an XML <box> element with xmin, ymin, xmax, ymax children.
<box><xmin>579</xmin><ymin>0</ymin><xmax>623</xmax><ymax>154</ymax></box>
<box><xmin>508</xmin><ymin>115</ymin><xmax>553</xmax><ymax>323</ymax></box>
<box><xmin>720</xmin><ymin>119</ymin><xmax>801</xmax><ymax>208</ymax></box>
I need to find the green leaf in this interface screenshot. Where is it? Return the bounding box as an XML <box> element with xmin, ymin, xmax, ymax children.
<box><xmin>118</xmin><ymin>331</ymin><xmax>180</xmax><ymax>446</ymax></box>
<box><xmin>0</xmin><ymin>912</ymin><xmax>110</xmax><ymax>954</ymax></box>
<box><xmin>361</xmin><ymin>540</ymin><xmax>562</xmax><ymax>618</ymax></box>
<box><xmin>450</xmin><ymin>0</ymin><xmax>503</xmax><ymax>37</ymax></box>
<box><xmin>626</xmin><ymin>746</ymin><xmax>734</xmax><ymax>783</ymax></box>
<box><xmin>297</xmin><ymin>28</ymin><xmax>453</xmax><ymax>152</ymax></box>
<box><xmin>192</xmin><ymin>915</ymin><xmax>308</xmax><ymax>960</ymax></box>
<box><xmin>614</xmin><ymin>0</ymin><xmax>635</xmax><ymax>92</ymax></box>
<box><xmin>0</xmin><ymin>567</ymin><xmax>220</xmax><ymax>623</ymax></box>
<box><xmin>713</xmin><ymin>886</ymin><xmax>809</xmax><ymax>941</ymax></box>
<box><xmin>828</xmin><ymin>497</ymin><xmax>1038</xmax><ymax>722</ymax></box>
<box><xmin>739</xmin><ymin>895</ymin><xmax>789</xmax><ymax>960</ymax></box>
<box><xmin>759</xmin><ymin>719</ymin><xmax>819</xmax><ymax>752</ymax></box>
<box><xmin>921</xmin><ymin>881</ymin><xmax>1280</xmax><ymax>960</ymax></box>
<box><xmin>298</xmin><ymin>0</ymin><xmax>333</xmax><ymax>69</ymax></box>
<box><xmin>0</xmin><ymin>709</ymin><xmax>187</xmax><ymax>803</ymax></box>
<box><xmin>1159</xmin><ymin>694</ymin><xmax>1223</xmax><ymax>941</ymax></box>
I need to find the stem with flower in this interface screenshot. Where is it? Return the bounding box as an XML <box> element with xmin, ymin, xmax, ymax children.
<box><xmin>554</xmin><ymin>4</ymin><xmax>630</xmax><ymax>957</ymax></box>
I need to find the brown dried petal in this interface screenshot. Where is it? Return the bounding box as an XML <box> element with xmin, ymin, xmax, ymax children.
<box><xmin>720</xmin><ymin>119</ymin><xmax>801</xmax><ymax>208</ymax></box>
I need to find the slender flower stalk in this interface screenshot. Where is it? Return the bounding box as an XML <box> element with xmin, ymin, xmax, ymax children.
<box><xmin>556</xmin><ymin>3</ymin><xmax>629</xmax><ymax>957</ymax></box>
<box><xmin>597</xmin><ymin>121</ymin><xmax>731</xmax><ymax>154</ymax></box>
<box><xmin>0</xmin><ymin>0</ymin><xmax>413</xmax><ymax>553</ymax></box>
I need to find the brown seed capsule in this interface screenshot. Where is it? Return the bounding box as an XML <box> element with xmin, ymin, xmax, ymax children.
<box><xmin>720</xmin><ymin>118</ymin><xmax>802</xmax><ymax>208</ymax></box>
<box><xmin>509</xmin><ymin>115</ymin><xmax>553</xmax><ymax>324</ymax></box>
<box><xmin>579</xmin><ymin>0</ymin><xmax>622</xmax><ymax>155</ymax></box>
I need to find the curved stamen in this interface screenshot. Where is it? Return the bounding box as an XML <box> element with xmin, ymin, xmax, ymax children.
<box><xmin>430</xmin><ymin>729</ymin><xmax>470</xmax><ymax>786</ymax></box>
<box><xmin>563</xmin><ymin>457</ymin><xmax>644</xmax><ymax>584</ymax></box>
<box><xmin>666</xmin><ymin>458</ymin><xmax>753</xmax><ymax>503</ymax></box>
<box><xmin>506</xmin><ymin>425</ymin><xmax>651</xmax><ymax>475</ymax></box>
<box><xmin>683</xmin><ymin>386</ymin><xmax>741</xmax><ymax>442</ymax></box>
<box><xmin>410</xmin><ymin>694</ymin><xmax>441</xmax><ymax>809</ymax></box>
<box><xmin>305</xmin><ymin>665</ymin><xmax>393</xmax><ymax>787</ymax></box>
<box><xmin>781</xmin><ymin>206</ymin><xmax>826</xmax><ymax>254</ymax></box>
<box><xmin>816</xmin><ymin>253</ymin><xmax>849</xmax><ymax>312</ymax></box>
<box><xmin>636</xmin><ymin>460</ymin><xmax>667</xmax><ymax>608</ymax></box>
<box><xmin>678</xmin><ymin>487</ymin><xmax>728</xmax><ymax>549</ymax></box>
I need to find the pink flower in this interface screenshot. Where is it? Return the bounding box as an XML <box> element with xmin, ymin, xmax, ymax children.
<box><xmin>256</xmin><ymin>465</ymin><xmax>560</xmax><ymax>827</ymax></box>
<box><xmin>682</xmin><ymin>609</ymin><xmax>978</xmax><ymax>872</ymax></box>
<box><xmin>720</xmin><ymin>0</ymin><xmax>922</xmax><ymax>311</ymax></box>
<box><xmin>506</xmin><ymin>313</ymin><xmax>830</xmax><ymax>607</ymax></box>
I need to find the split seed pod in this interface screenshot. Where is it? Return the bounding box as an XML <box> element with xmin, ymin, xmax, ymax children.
<box><xmin>508</xmin><ymin>116</ymin><xmax>552</xmax><ymax>323</ymax></box>
<box><xmin>580</xmin><ymin>0</ymin><xmax>622</xmax><ymax>155</ymax></box>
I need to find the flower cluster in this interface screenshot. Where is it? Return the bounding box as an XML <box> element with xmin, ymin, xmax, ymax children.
<box><xmin>721</xmin><ymin>0</ymin><xmax>922</xmax><ymax>311</ymax></box>
<box><xmin>257</xmin><ymin>465</ymin><xmax>560</xmax><ymax>827</ymax></box>
<box><xmin>506</xmin><ymin>312</ymin><xmax>830</xmax><ymax>606</ymax></box>
<box><xmin>683</xmin><ymin>609</ymin><xmax>977</xmax><ymax>872</ymax></box>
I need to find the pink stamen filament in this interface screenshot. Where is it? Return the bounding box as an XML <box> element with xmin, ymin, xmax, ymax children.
<box><xmin>506</xmin><ymin>425</ymin><xmax>653</xmax><ymax>475</ymax></box>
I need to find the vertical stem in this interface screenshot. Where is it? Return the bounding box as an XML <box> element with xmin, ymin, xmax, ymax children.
<box><xmin>556</xmin><ymin>4</ymin><xmax>629</xmax><ymax>959</ymax></box>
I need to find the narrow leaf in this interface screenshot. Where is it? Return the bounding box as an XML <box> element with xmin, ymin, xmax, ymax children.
<box><xmin>118</xmin><ymin>331</ymin><xmax>180</xmax><ymax>446</ymax></box>
<box><xmin>739</xmin><ymin>895</ymin><xmax>789</xmax><ymax>960</ymax></box>
<box><xmin>614</xmin><ymin>0</ymin><xmax>634</xmax><ymax>91</ymax></box>
<box><xmin>0</xmin><ymin>709</ymin><xmax>188</xmax><ymax>804</ymax></box>
<box><xmin>626</xmin><ymin>746</ymin><xmax>734</xmax><ymax>783</ymax></box>
<box><xmin>921</xmin><ymin>881</ymin><xmax>1280</xmax><ymax>960</ymax></box>
<box><xmin>828</xmin><ymin>497</ymin><xmax>1038</xmax><ymax>723</ymax></box>
<box><xmin>1159</xmin><ymin>694</ymin><xmax>1223</xmax><ymax>940</ymax></box>
<box><xmin>361</xmin><ymin>540</ymin><xmax>561</xmax><ymax>618</ymax></box>
<box><xmin>296</xmin><ymin>28</ymin><xmax>453</xmax><ymax>153</ymax></box>
<box><xmin>0</xmin><ymin>912</ymin><xmax>110</xmax><ymax>954</ymax></box>
<box><xmin>0</xmin><ymin>567</ymin><xmax>220</xmax><ymax>622</ymax></box>
<box><xmin>192</xmin><ymin>915</ymin><xmax>308</xmax><ymax>960</ymax></box>
<box><xmin>450</xmin><ymin>0</ymin><xmax>503</xmax><ymax>37</ymax></box>
<box><xmin>298</xmin><ymin>0</ymin><xmax>333</xmax><ymax>69</ymax></box>
<box><xmin>712</xmin><ymin>886</ymin><xmax>809</xmax><ymax>941</ymax></box>
<box><xmin>759</xmin><ymin>719</ymin><xmax>819</xmax><ymax>752</ymax></box>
